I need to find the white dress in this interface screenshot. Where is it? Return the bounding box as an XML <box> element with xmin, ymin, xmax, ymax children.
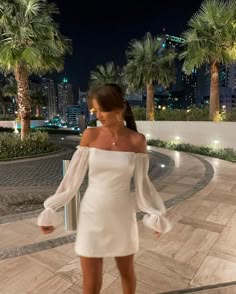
<box><xmin>37</xmin><ymin>146</ymin><xmax>172</xmax><ymax>257</ymax></box>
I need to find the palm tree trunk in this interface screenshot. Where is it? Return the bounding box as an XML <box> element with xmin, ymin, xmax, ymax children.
<box><xmin>15</xmin><ymin>64</ymin><xmax>31</xmax><ymax>140</ymax></box>
<box><xmin>210</xmin><ymin>61</ymin><xmax>220</xmax><ymax>122</ymax></box>
<box><xmin>146</xmin><ymin>83</ymin><xmax>155</xmax><ymax>121</ymax></box>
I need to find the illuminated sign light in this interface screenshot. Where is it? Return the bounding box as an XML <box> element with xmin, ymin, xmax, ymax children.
<box><xmin>165</xmin><ymin>34</ymin><xmax>185</xmax><ymax>44</ymax></box>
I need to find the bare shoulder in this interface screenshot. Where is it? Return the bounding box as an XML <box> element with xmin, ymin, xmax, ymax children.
<box><xmin>128</xmin><ymin>129</ymin><xmax>147</xmax><ymax>154</ymax></box>
<box><xmin>79</xmin><ymin>127</ymin><xmax>99</xmax><ymax>147</ymax></box>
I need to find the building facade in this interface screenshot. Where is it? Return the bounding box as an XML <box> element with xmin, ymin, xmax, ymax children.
<box><xmin>197</xmin><ymin>63</ymin><xmax>236</xmax><ymax>111</ymax></box>
<box><xmin>41</xmin><ymin>78</ymin><xmax>57</xmax><ymax>119</ymax></box>
<box><xmin>57</xmin><ymin>78</ymin><xmax>74</xmax><ymax>120</ymax></box>
<box><xmin>163</xmin><ymin>34</ymin><xmax>197</xmax><ymax>108</ymax></box>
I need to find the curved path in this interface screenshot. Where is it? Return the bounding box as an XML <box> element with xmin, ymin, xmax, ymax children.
<box><xmin>2</xmin><ymin>142</ymin><xmax>234</xmax><ymax>293</ymax></box>
<box><xmin>0</xmin><ymin>142</ymin><xmax>236</xmax><ymax>294</ymax></box>
<box><xmin>0</xmin><ymin>138</ymin><xmax>171</xmax><ymax>219</ymax></box>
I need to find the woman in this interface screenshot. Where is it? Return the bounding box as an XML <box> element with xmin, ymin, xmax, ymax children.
<box><xmin>38</xmin><ymin>84</ymin><xmax>172</xmax><ymax>294</ymax></box>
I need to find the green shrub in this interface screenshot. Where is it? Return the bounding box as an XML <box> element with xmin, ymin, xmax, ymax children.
<box><xmin>132</xmin><ymin>106</ymin><xmax>146</xmax><ymax>120</ymax></box>
<box><xmin>130</xmin><ymin>106</ymin><xmax>236</xmax><ymax>121</ymax></box>
<box><xmin>224</xmin><ymin>108</ymin><xmax>236</xmax><ymax>121</ymax></box>
<box><xmin>154</xmin><ymin>106</ymin><xmax>210</xmax><ymax>121</ymax></box>
<box><xmin>0</xmin><ymin>127</ymin><xmax>14</xmax><ymax>132</ymax></box>
<box><xmin>186</xmin><ymin>106</ymin><xmax>210</xmax><ymax>121</ymax></box>
<box><xmin>0</xmin><ymin>115</ymin><xmax>16</xmax><ymax>121</ymax></box>
<box><xmin>148</xmin><ymin>139</ymin><xmax>236</xmax><ymax>162</ymax></box>
<box><xmin>0</xmin><ymin>132</ymin><xmax>60</xmax><ymax>160</ymax></box>
<box><xmin>155</xmin><ymin>109</ymin><xmax>187</xmax><ymax>121</ymax></box>
<box><xmin>33</xmin><ymin>127</ymin><xmax>80</xmax><ymax>135</ymax></box>
<box><xmin>30</xmin><ymin>116</ymin><xmax>45</xmax><ymax>120</ymax></box>
<box><xmin>87</xmin><ymin>119</ymin><xmax>97</xmax><ymax>127</ymax></box>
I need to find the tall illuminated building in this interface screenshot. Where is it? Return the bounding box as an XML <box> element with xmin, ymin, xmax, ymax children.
<box><xmin>57</xmin><ymin>77</ymin><xmax>74</xmax><ymax>120</ymax></box>
<box><xmin>162</xmin><ymin>34</ymin><xmax>197</xmax><ymax>108</ymax></box>
<box><xmin>197</xmin><ymin>63</ymin><xmax>236</xmax><ymax>111</ymax></box>
<box><xmin>41</xmin><ymin>78</ymin><xmax>57</xmax><ymax>119</ymax></box>
<box><xmin>78</xmin><ymin>88</ymin><xmax>90</xmax><ymax>123</ymax></box>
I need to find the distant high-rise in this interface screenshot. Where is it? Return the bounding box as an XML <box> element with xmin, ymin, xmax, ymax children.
<box><xmin>57</xmin><ymin>77</ymin><xmax>74</xmax><ymax>120</ymax></box>
<box><xmin>66</xmin><ymin>105</ymin><xmax>83</xmax><ymax>126</ymax></box>
<box><xmin>225</xmin><ymin>64</ymin><xmax>236</xmax><ymax>94</ymax></box>
<box><xmin>41</xmin><ymin>78</ymin><xmax>57</xmax><ymax>119</ymax></box>
<box><xmin>197</xmin><ymin>63</ymin><xmax>236</xmax><ymax>111</ymax></box>
<box><xmin>162</xmin><ymin>34</ymin><xmax>197</xmax><ymax>108</ymax></box>
<box><xmin>78</xmin><ymin>89</ymin><xmax>89</xmax><ymax>123</ymax></box>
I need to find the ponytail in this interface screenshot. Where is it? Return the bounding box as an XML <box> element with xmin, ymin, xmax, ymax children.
<box><xmin>124</xmin><ymin>100</ymin><xmax>138</xmax><ymax>132</ymax></box>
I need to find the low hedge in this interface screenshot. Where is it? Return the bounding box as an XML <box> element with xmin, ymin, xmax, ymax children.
<box><xmin>33</xmin><ymin>127</ymin><xmax>80</xmax><ymax>135</ymax></box>
<box><xmin>0</xmin><ymin>127</ymin><xmax>14</xmax><ymax>133</ymax></box>
<box><xmin>132</xmin><ymin>106</ymin><xmax>236</xmax><ymax>121</ymax></box>
<box><xmin>148</xmin><ymin>139</ymin><xmax>236</xmax><ymax>162</ymax></box>
<box><xmin>0</xmin><ymin>132</ymin><xmax>60</xmax><ymax>160</ymax></box>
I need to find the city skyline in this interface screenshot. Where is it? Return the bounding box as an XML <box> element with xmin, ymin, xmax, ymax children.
<box><xmin>51</xmin><ymin>0</ymin><xmax>204</xmax><ymax>89</ymax></box>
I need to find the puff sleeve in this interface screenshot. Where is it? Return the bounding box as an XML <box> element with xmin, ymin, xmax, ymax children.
<box><xmin>134</xmin><ymin>153</ymin><xmax>172</xmax><ymax>233</ymax></box>
<box><xmin>37</xmin><ymin>146</ymin><xmax>89</xmax><ymax>227</ymax></box>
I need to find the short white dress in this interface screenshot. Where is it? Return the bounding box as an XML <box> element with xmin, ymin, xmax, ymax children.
<box><xmin>37</xmin><ymin>146</ymin><xmax>172</xmax><ymax>257</ymax></box>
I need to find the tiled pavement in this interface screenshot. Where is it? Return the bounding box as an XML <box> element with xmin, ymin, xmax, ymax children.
<box><xmin>0</xmin><ymin>146</ymin><xmax>236</xmax><ymax>293</ymax></box>
<box><xmin>0</xmin><ymin>142</ymin><xmax>170</xmax><ymax>218</ymax></box>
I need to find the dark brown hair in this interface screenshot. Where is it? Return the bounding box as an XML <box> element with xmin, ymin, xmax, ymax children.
<box><xmin>88</xmin><ymin>83</ymin><xmax>137</xmax><ymax>132</ymax></box>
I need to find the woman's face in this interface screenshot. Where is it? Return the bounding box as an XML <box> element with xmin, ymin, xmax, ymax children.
<box><xmin>91</xmin><ymin>99</ymin><xmax>123</xmax><ymax>127</ymax></box>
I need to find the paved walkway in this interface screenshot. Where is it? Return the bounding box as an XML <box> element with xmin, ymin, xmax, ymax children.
<box><xmin>0</xmin><ymin>145</ymin><xmax>236</xmax><ymax>293</ymax></box>
<box><xmin>0</xmin><ymin>137</ymin><xmax>170</xmax><ymax>218</ymax></box>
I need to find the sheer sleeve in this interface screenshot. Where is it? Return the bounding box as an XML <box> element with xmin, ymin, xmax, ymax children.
<box><xmin>37</xmin><ymin>146</ymin><xmax>89</xmax><ymax>227</ymax></box>
<box><xmin>134</xmin><ymin>153</ymin><xmax>172</xmax><ymax>233</ymax></box>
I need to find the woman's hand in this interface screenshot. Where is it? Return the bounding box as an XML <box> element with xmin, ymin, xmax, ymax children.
<box><xmin>154</xmin><ymin>231</ymin><xmax>161</xmax><ymax>238</ymax></box>
<box><xmin>39</xmin><ymin>226</ymin><xmax>55</xmax><ymax>234</ymax></box>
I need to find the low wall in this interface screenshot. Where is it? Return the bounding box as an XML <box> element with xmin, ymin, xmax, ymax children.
<box><xmin>97</xmin><ymin>121</ymin><xmax>236</xmax><ymax>149</ymax></box>
<box><xmin>136</xmin><ymin>121</ymin><xmax>236</xmax><ymax>149</ymax></box>
<box><xmin>0</xmin><ymin>120</ymin><xmax>45</xmax><ymax>129</ymax></box>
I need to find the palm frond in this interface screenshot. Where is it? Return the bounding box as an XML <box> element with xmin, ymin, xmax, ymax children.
<box><xmin>89</xmin><ymin>61</ymin><xmax>122</xmax><ymax>87</ymax></box>
<box><xmin>0</xmin><ymin>0</ymin><xmax>71</xmax><ymax>75</ymax></box>
<box><xmin>125</xmin><ymin>32</ymin><xmax>176</xmax><ymax>89</ymax></box>
<box><xmin>181</xmin><ymin>0</ymin><xmax>236</xmax><ymax>72</ymax></box>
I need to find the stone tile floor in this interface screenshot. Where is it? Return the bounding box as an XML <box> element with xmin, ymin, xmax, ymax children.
<box><xmin>0</xmin><ymin>146</ymin><xmax>236</xmax><ymax>293</ymax></box>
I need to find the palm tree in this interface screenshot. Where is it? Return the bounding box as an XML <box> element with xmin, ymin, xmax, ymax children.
<box><xmin>89</xmin><ymin>62</ymin><xmax>122</xmax><ymax>88</ymax></box>
<box><xmin>180</xmin><ymin>0</ymin><xmax>236</xmax><ymax>121</ymax></box>
<box><xmin>0</xmin><ymin>0</ymin><xmax>71</xmax><ymax>139</ymax></box>
<box><xmin>125</xmin><ymin>33</ymin><xmax>176</xmax><ymax>120</ymax></box>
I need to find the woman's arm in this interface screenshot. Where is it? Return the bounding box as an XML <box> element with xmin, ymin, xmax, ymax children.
<box><xmin>37</xmin><ymin>129</ymin><xmax>91</xmax><ymax>231</ymax></box>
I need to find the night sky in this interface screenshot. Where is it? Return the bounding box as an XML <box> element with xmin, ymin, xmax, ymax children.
<box><xmin>51</xmin><ymin>0</ymin><xmax>203</xmax><ymax>92</ymax></box>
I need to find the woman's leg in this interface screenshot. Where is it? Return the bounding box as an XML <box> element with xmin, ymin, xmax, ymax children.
<box><xmin>115</xmin><ymin>254</ymin><xmax>136</xmax><ymax>294</ymax></box>
<box><xmin>80</xmin><ymin>257</ymin><xmax>103</xmax><ymax>294</ymax></box>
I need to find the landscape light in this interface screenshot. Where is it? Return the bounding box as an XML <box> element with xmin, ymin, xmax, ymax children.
<box><xmin>213</xmin><ymin>140</ymin><xmax>219</xmax><ymax>145</ymax></box>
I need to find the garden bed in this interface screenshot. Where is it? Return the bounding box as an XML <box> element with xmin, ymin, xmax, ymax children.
<box><xmin>0</xmin><ymin>132</ymin><xmax>60</xmax><ymax>160</ymax></box>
